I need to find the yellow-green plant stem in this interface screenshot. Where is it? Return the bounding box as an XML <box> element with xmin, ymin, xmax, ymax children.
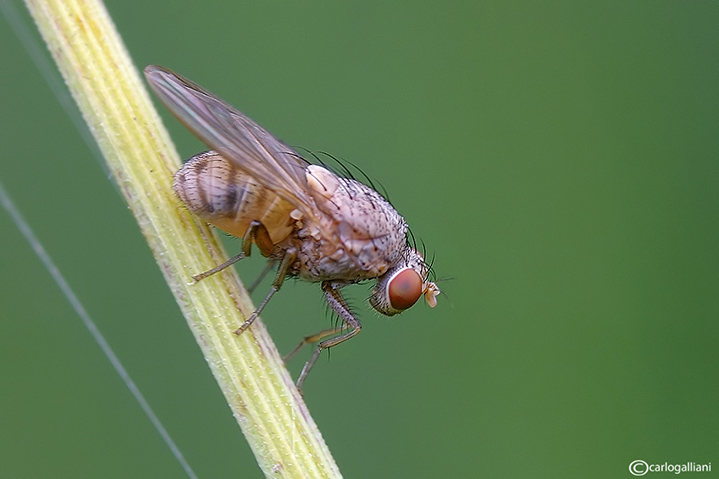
<box><xmin>24</xmin><ymin>0</ymin><xmax>342</xmax><ymax>477</ymax></box>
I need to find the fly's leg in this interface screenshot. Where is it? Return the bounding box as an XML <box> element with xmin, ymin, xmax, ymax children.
<box><xmin>246</xmin><ymin>259</ymin><xmax>276</xmax><ymax>294</ymax></box>
<box><xmin>234</xmin><ymin>248</ymin><xmax>297</xmax><ymax>334</ymax></box>
<box><xmin>283</xmin><ymin>324</ymin><xmax>351</xmax><ymax>363</ymax></box>
<box><xmin>295</xmin><ymin>281</ymin><xmax>362</xmax><ymax>392</ymax></box>
<box><xmin>192</xmin><ymin>220</ymin><xmax>268</xmax><ymax>282</ymax></box>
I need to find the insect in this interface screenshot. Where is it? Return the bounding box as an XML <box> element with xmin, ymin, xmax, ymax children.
<box><xmin>144</xmin><ymin>65</ymin><xmax>440</xmax><ymax>390</ymax></box>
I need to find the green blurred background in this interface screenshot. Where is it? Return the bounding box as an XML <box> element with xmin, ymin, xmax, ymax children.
<box><xmin>1</xmin><ymin>1</ymin><xmax>717</xmax><ymax>477</ymax></box>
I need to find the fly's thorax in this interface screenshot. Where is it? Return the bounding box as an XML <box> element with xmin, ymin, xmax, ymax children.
<box><xmin>292</xmin><ymin>228</ymin><xmax>387</xmax><ymax>283</ymax></box>
<box><xmin>299</xmin><ymin>165</ymin><xmax>408</xmax><ymax>279</ymax></box>
<box><xmin>370</xmin><ymin>248</ymin><xmax>440</xmax><ymax>316</ymax></box>
<box><xmin>173</xmin><ymin>151</ymin><xmax>296</xmax><ymax>244</ymax></box>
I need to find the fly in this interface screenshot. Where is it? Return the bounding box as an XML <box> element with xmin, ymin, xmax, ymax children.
<box><xmin>145</xmin><ymin>65</ymin><xmax>440</xmax><ymax>390</ymax></box>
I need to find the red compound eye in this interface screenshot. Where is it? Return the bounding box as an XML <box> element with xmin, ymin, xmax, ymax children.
<box><xmin>388</xmin><ymin>268</ymin><xmax>423</xmax><ymax>311</ymax></box>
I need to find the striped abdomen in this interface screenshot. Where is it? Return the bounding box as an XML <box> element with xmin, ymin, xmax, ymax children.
<box><xmin>173</xmin><ymin>151</ymin><xmax>296</xmax><ymax>248</ymax></box>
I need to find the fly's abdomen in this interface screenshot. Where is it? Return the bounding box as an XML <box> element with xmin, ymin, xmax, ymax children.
<box><xmin>173</xmin><ymin>151</ymin><xmax>295</xmax><ymax>244</ymax></box>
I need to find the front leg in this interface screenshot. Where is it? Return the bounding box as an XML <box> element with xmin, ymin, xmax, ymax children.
<box><xmin>295</xmin><ymin>281</ymin><xmax>362</xmax><ymax>392</ymax></box>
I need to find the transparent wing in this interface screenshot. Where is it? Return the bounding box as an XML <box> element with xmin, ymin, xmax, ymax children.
<box><xmin>144</xmin><ymin>65</ymin><xmax>316</xmax><ymax>215</ymax></box>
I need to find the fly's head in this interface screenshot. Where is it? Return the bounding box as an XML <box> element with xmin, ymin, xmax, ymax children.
<box><xmin>369</xmin><ymin>248</ymin><xmax>439</xmax><ymax>316</ymax></box>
